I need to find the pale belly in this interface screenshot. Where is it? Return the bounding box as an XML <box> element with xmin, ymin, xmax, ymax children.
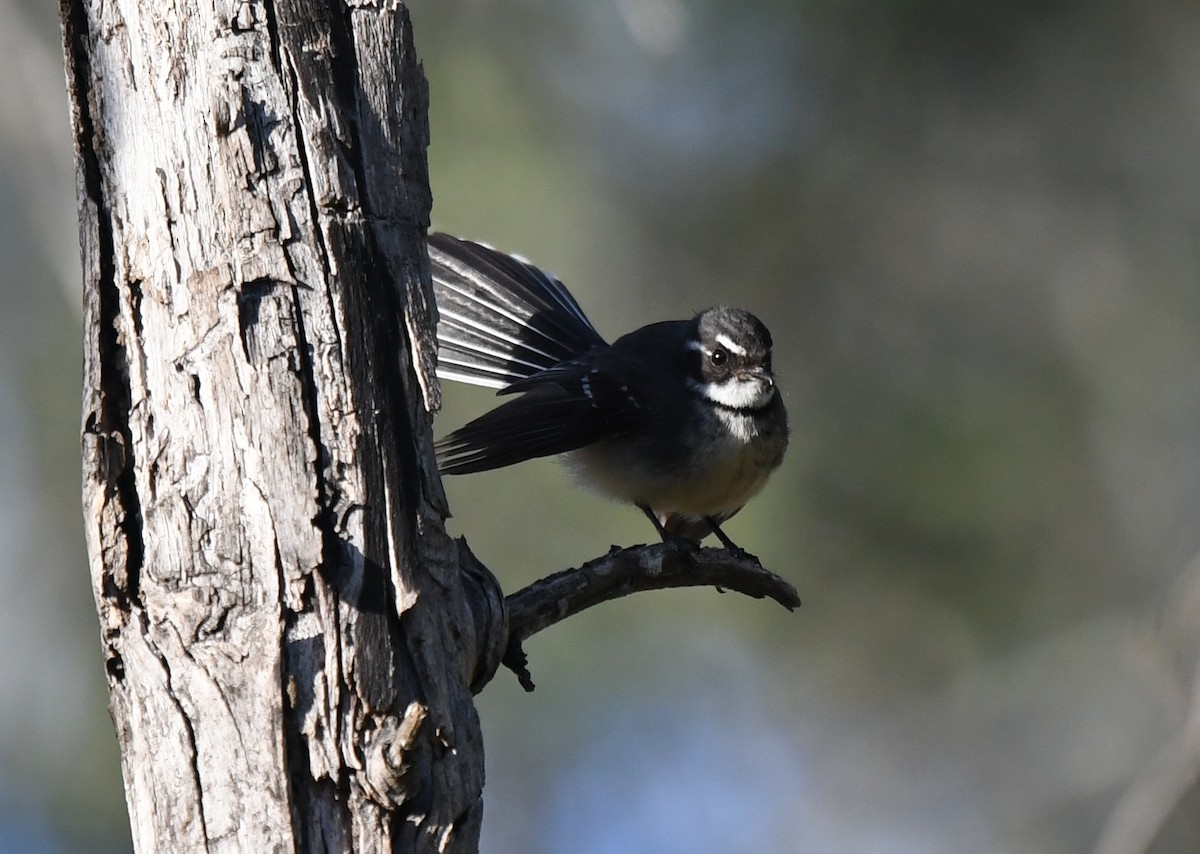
<box><xmin>569</xmin><ymin>430</ymin><xmax>780</xmax><ymax>518</ymax></box>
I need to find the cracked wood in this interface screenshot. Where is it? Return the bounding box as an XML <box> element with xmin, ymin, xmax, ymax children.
<box><xmin>64</xmin><ymin>0</ymin><xmax>487</xmax><ymax>850</ymax></box>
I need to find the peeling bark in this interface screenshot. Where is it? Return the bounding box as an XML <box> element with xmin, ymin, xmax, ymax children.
<box><xmin>63</xmin><ymin>0</ymin><xmax>487</xmax><ymax>850</ymax></box>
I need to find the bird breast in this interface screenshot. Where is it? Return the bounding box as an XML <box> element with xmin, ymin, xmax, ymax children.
<box><xmin>569</xmin><ymin>407</ymin><xmax>786</xmax><ymax>518</ymax></box>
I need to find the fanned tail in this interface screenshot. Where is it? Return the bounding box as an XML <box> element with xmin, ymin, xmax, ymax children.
<box><xmin>429</xmin><ymin>233</ymin><xmax>607</xmax><ymax>389</ymax></box>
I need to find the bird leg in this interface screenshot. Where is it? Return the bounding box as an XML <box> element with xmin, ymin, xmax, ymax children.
<box><xmin>636</xmin><ymin>504</ymin><xmax>751</xmax><ymax>560</ymax></box>
<box><xmin>637</xmin><ymin>504</ymin><xmax>699</xmax><ymax>551</ymax></box>
<box><xmin>704</xmin><ymin>517</ymin><xmax>742</xmax><ymax>553</ymax></box>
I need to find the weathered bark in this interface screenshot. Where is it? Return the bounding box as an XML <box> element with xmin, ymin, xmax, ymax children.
<box><xmin>63</xmin><ymin>0</ymin><xmax>492</xmax><ymax>850</ymax></box>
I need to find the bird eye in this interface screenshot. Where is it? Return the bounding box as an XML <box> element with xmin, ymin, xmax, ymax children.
<box><xmin>710</xmin><ymin>348</ymin><xmax>728</xmax><ymax>366</ymax></box>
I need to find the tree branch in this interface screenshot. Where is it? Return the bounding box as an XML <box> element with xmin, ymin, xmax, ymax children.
<box><xmin>491</xmin><ymin>544</ymin><xmax>801</xmax><ymax>692</ymax></box>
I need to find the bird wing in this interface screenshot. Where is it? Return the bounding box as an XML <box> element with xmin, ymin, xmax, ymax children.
<box><xmin>437</xmin><ymin>363</ymin><xmax>645</xmax><ymax>475</ymax></box>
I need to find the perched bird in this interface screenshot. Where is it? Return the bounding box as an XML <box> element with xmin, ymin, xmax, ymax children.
<box><xmin>429</xmin><ymin>233</ymin><xmax>788</xmax><ymax>551</ymax></box>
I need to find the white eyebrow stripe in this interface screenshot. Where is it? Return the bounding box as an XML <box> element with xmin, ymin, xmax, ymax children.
<box><xmin>714</xmin><ymin>334</ymin><xmax>747</xmax><ymax>356</ymax></box>
<box><xmin>686</xmin><ymin>339</ymin><xmax>711</xmax><ymax>355</ymax></box>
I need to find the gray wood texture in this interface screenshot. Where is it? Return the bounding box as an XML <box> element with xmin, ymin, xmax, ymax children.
<box><xmin>62</xmin><ymin>0</ymin><xmax>490</xmax><ymax>849</ymax></box>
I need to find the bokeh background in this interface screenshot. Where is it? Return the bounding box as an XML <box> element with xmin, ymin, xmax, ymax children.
<box><xmin>3</xmin><ymin>0</ymin><xmax>1200</xmax><ymax>850</ymax></box>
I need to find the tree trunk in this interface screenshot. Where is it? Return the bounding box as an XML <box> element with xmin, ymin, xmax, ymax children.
<box><xmin>62</xmin><ymin>0</ymin><xmax>487</xmax><ymax>849</ymax></box>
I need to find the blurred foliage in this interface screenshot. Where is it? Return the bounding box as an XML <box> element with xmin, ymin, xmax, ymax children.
<box><xmin>3</xmin><ymin>0</ymin><xmax>1199</xmax><ymax>850</ymax></box>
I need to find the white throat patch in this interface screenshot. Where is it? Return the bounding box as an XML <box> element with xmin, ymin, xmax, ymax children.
<box><xmin>689</xmin><ymin>376</ymin><xmax>775</xmax><ymax>411</ymax></box>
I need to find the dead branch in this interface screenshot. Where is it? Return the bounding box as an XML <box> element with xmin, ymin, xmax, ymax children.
<box><xmin>485</xmin><ymin>543</ymin><xmax>801</xmax><ymax>692</ymax></box>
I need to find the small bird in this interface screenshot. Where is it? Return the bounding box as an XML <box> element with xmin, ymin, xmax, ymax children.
<box><xmin>429</xmin><ymin>233</ymin><xmax>788</xmax><ymax>552</ymax></box>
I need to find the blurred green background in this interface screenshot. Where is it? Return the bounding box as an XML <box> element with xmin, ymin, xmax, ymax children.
<box><xmin>3</xmin><ymin>0</ymin><xmax>1199</xmax><ymax>851</ymax></box>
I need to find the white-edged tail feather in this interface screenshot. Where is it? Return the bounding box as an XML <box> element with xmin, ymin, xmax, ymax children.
<box><xmin>429</xmin><ymin>233</ymin><xmax>607</xmax><ymax>390</ymax></box>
